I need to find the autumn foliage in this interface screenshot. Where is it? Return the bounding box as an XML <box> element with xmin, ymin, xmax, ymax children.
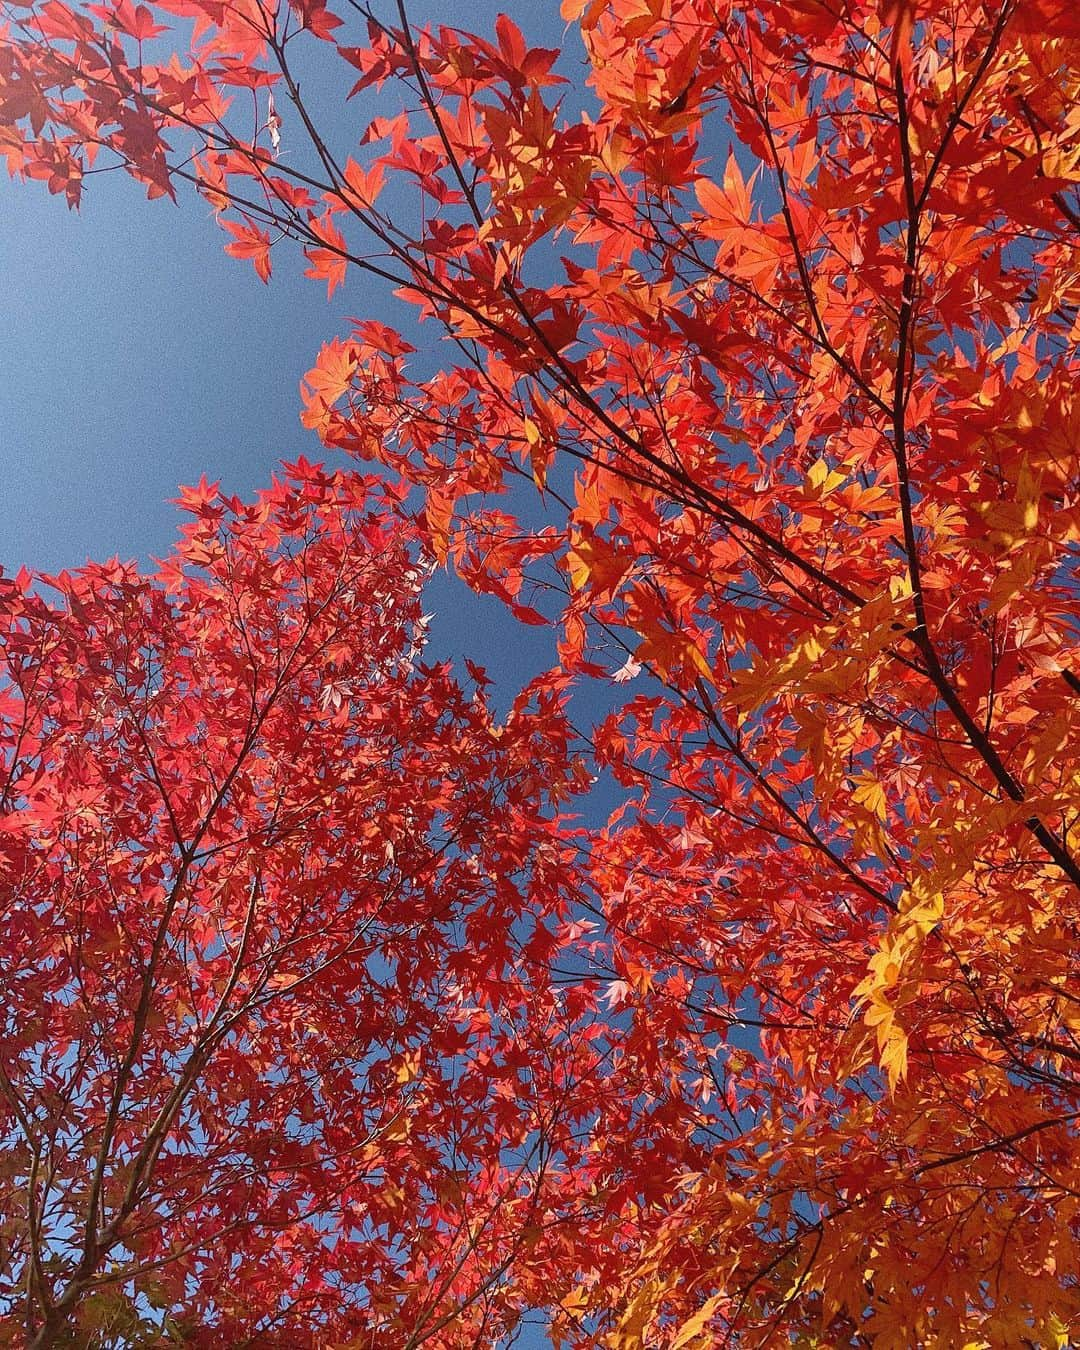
<box><xmin>2</xmin><ymin>0</ymin><xmax>1080</xmax><ymax>1345</ymax></box>
<box><xmin>0</xmin><ymin>468</ymin><xmax>601</xmax><ymax>1345</ymax></box>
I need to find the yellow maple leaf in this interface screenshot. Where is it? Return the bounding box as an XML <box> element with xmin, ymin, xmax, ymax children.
<box><xmin>879</xmin><ymin>1025</ymin><xmax>909</xmax><ymax>1091</ymax></box>
<box><xmin>671</xmin><ymin>1292</ymin><xmax>725</xmax><ymax>1349</ymax></box>
<box><xmin>523</xmin><ymin>416</ymin><xmax>549</xmax><ymax>490</ymax></box>
<box><xmin>851</xmin><ymin>774</ymin><xmax>887</xmax><ymax>822</ymax></box>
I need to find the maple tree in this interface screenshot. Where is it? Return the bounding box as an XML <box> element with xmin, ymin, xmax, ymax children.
<box><xmin>0</xmin><ymin>466</ymin><xmax>599</xmax><ymax>1346</ymax></box>
<box><xmin>3</xmin><ymin>0</ymin><xmax>1080</xmax><ymax>1344</ymax></box>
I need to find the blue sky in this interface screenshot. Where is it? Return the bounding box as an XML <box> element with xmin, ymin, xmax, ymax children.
<box><xmin>0</xmin><ymin>0</ymin><xmax>590</xmax><ymax>703</ymax></box>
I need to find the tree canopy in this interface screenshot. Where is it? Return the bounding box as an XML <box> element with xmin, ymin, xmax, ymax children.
<box><xmin>1</xmin><ymin>0</ymin><xmax>1079</xmax><ymax>1344</ymax></box>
